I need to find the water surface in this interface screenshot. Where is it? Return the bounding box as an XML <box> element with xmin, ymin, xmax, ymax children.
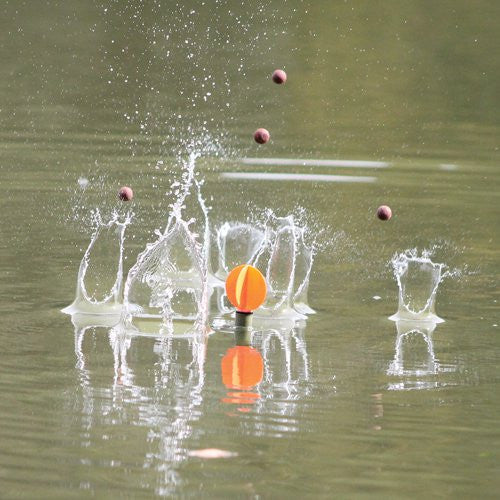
<box><xmin>1</xmin><ymin>1</ymin><xmax>499</xmax><ymax>498</ymax></box>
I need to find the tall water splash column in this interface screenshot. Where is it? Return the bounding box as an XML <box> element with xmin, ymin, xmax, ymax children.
<box><xmin>253</xmin><ymin>213</ymin><xmax>316</xmax><ymax>320</ymax></box>
<box><xmin>389</xmin><ymin>249</ymin><xmax>446</xmax><ymax>323</ymax></box>
<box><xmin>122</xmin><ymin>152</ymin><xmax>211</xmax><ymax>335</ymax></box>
<box><xmin>63</xmin><ymin>211</ymin><xmax>131</xmax><ymax>315</ymax></box>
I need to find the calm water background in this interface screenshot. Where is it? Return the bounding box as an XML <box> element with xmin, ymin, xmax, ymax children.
<box><xmin>1</xmin><ymin>1</ymin><xmax>499</xmax><ymax>498</ymax></box>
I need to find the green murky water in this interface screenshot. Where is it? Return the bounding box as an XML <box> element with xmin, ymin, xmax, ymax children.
<box><xmin>1</xmin><ymin>1</ymin><xmax>499</xmax><ymax>498</ymax></box>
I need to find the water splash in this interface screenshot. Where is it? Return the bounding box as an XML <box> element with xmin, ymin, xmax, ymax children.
<box><xmin>389</xmin><ymin>249</ymin><xmax>448</xmax><ymax>323</ymax></box>
<box><xmin>65</xmin><ymin>151</ymin><xmax>319</xmax><ymax>334</ymax></box>
<box><xmin>215</xmin><ymin>222</ymin><xmax>265</xmax><ymax>280</ymax></box>
<box><xmin>122</xmin><ymin>152</ymin><xmax>210</xmax><ymax>335</ymax></box>
<box><xmin>214</xmin><ymin>210</ymin><xmax>316</xmax><ymax>322</ymax></box>
<box><xmin>254</xmin><ymin>212</ymin><xmax>316</xmax><ymax>318</ymax></box>
<box><xmin>62</xmin><ymin>210</ymin><xmax>132</xmax><ymax>315</ymax></box>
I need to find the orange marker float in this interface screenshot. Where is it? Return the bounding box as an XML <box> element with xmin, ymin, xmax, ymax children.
<box><xmin>225</xmin><ymin>264</ymin><xmax>267</xmax><ymax>329</ymax></box>
<box><xmin>225</xmin><ymin>264</ymin><xmax>267</xmax><ymax>313</ymax></box>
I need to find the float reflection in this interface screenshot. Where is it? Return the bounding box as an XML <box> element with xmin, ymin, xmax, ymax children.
<box><xmin>219</xmin><ymin>322</ymin><xmax>313</xmax><ymax>438</ymax></box>
<box><xmin>70</xmin><ymin>313</ymin><xmax>319</xmax><ymax>491</ymax></box>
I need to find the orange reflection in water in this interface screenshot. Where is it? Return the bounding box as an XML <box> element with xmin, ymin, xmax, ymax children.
<box><xmin>221</xmin><ymin>346</ymin><xmax>263</xmax><ymax>407</ymax></box>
